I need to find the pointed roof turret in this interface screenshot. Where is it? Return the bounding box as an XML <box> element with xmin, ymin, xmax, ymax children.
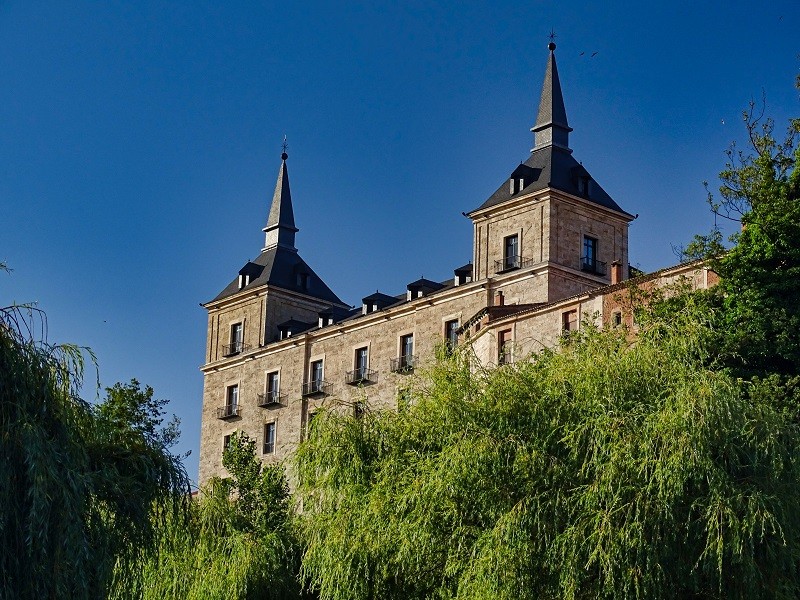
<box><xmin>263</xmin><ymin>148</ymin><xmax>299</xmax><ymax>252</ymax></box>
<box><xmin>531</xmin><ymin>42</ymin><xmax>573</xmax><ymax>153</ymax></box>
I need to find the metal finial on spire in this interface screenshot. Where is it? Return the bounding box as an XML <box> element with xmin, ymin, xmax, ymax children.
<box><xmin>281</xmin><ymin>135</ymin><xmax>288</xmax><ymax>161</ymax></box>
<box><xmin>548</xmin><ymin>30</ymin><xmax>557</xmax><ymax>51</ymax></box>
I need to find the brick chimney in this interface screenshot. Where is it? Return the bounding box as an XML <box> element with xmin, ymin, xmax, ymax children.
<box><xmin>494</xmin><ymin>290</ymin><xmax>504</xmax><ymax>306</ymax></box>
<box><xmin>611</xmin><ymin>261</ymin><xmax>623</xmax><ymax>285</ymax></box>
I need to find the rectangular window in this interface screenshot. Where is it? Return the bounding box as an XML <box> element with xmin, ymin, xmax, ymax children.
<box><xmin>355</xmin><ymin>347</ymin><xmax>368</xmax><ymax>378</ymax></box>
<box><xmin>354</xmin><ymin>401</ymin><xmax>365</xmax><ymax>419</ymax></box>
<box><xmin>306</xmin><ymin>411</ymin><xmax>318</xmax><ymax>436</ymax></box>
<box><xmin>230</xmin><ymin>322</ymin><xmax>243</xmax><ymax>350</ymax></box>
<box><xmin>498</xmin><ymin>329</ymin><xmax>512</xmax><ymax>364</ymax></box>
<box><xmin>504</xmin><ymin>234</ymin><xmax>519</xmax><ymax>269</ymax></box>
<box><xmin>612</xmin><ymin>311</ymin><xmax>623</xmax><ymax>327</ymax></box>
<box><xmin>401</xmin><ymin>333</ymin><xmax>414</xmax><ymax>368</ymax></box>
<box><xmin>223</xmin><ymin>434</ymin><xmax>232</xmax><ymax>451</ymax></box>
<box><xmin>226</xmin><ymin>384</ymin><xmax>239</xmax><ymax>410</ymax></box>
<box><xmin>311</xmin><ymin>359</ymin><xmax>323</xmax><ymax>391</ymax></box>
<box><xmin>444</xmin><ymin>319</ymin><xmax>459</xmax><ymax>353</ymax></box>
<box><xmin>263</xmin><ymin>422</ymin><xmax>276</xmax><ymax>454</ymax></box>
<box><xmin>267</xmin><ymin>371</ymin><xmax>279</xmax><ymax>401</ymax></box>
<box><xmin>582</xmin><ymin>236</ymin><xmax>597</xmax><ymax>269</ymax></box>
<box><xmin>562</xmin><ymin>310</ymin><xmax>578</xmax><ymax>332</ymax></box>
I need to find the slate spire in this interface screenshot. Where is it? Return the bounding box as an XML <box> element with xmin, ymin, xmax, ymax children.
<box><xmin>531</xmin><ymin>42</ymin><xmax>573</xmax><ymax>153</ymax></box>
<box><xmin>263</xmin><ymin>148</ymin><xmax>299</xmax><ymax>252</ymax></box>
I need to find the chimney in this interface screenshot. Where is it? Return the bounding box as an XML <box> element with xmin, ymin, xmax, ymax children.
<box><xmin>494</xmin><ymin>290</ymin><xmax>504</xmax><ymax>306</ymax></box>
<box><xmin>611</xmin><ymin>261</ymin><xmax>623</xmax><ymax>284</ymax></box>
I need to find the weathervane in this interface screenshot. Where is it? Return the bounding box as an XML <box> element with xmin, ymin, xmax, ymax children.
<box><xmin>549</xmin><ymin>30</ymin><xmax>556</xmax><ymax>43</ymax></box>
<box><xmin>281</xmin><ymin>135</ymin><xmax>288</xmax><ymax>160</ymax></box>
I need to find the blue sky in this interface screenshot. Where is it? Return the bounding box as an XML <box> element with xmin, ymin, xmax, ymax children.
<box><xmin>1</xmin><ymin>1</ymin><xmax>797</xmax><ymax>484</ymax></box>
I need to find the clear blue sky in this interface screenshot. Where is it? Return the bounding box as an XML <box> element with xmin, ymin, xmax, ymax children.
<box><xmin>1</xmin><ymin>1</ymin><xmax>797</xmax><ymax>484</ymax></box>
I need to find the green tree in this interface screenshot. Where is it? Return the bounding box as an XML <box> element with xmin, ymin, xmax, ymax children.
<box><xmin>295</xmin><ymin>318</ymin><xmax>800</xmax><ymax>600</ymax></box>
<box><xmin>0</xmin><ymin>306</ymin><xmax>189</xmax><ymax>599</ymax></box>
<box><xmin>678</xmin><ymin>91</ymin><xmax>800</xmax><ymax>378</ymax></box>
<box><xmin>111</xmin><ymin>431</ymin><xmax>301</xmax><ymax>600</ymax></box>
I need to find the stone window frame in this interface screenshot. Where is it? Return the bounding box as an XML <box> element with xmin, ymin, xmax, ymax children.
<box><xmin>580</xmin><ymin>226</ymin><xmax>604</xmax><ymax>274</ymax></box>
<box><xmin>224</xmin><ymin>378</ymin><xmax>241</xmax><ymax>410</ymax></box>
<box><xmin>497</xmin><ymin>328</ymin><xmax>513</xmax><ymax>365</ymax></box>
<box><xmin>308</xmin><ymin>353</ymin><xmax>325</xmax><ymax>381</ymax></box>
<box><xmin>262</xmin><ymin>420</ymin><xmax>277</xmax><ymax>455</ymax></box>
<box><xmin>442</xmin><ymin>314</ymin><xmax>461</xmax><ymax>354</ymax></box>
<box><xmin>503</xmin><ymin>232</ymin><xmax>520</xmax><ymax>269</ymax></box>
<box><xmin>265</xmin><ymin>367</ymin><xmax>281</xmax><ymax>397</ymax></box>
<box><xmin>224</xmin><ymin>316</ymin><xmax>247</xmax><ymax>356</ymax></box>
<box><xmin>562</xmin><ymin>309</ymin><xmax>578</xmax><ymax>332</ymax></box>
<box><xmin>397</xmin><ymin>328</ymin><xmax>415</xmax><ymax>359</ymax></box>
<box><xmin>351</xmin><ymin>341</ymin><xmax>371</xmax><ymax>372</ymax></box>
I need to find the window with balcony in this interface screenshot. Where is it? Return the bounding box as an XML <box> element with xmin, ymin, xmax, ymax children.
<box><xmin>263</xmin><ymin>422</ymin><xmax>276</xmax><ymax>454</ymax></box>
<box><xmin>391</xmin><ymin>334</ymin><xmax>416</xmax><ymax>372</ymax></box>
<box><xmin>217</xmin><ymin>384</ymin><xmax>239</xmax><ymax>419</ymax></box>
<box><xmin>223</xmin><ymin>322</ymin><xmax>244</xmax><ymax>356</ymax></box>
<box><xmin>504</xmin><ymin>234</ymin><xmax>519</xmax><ymax>270</ymax></box>
<box><xmin>347</xmin><ymin>347</ymin><xmax>374</xmax><ymax>384</ymax></box>
<box><xmin>303</xmin><ymin>359</ymin><xmax>329</xmax><ymax>396</ymax></box>
<box><xmin>259</xmin><ymin>371</ymin><xmax>285</xmax><ymax>407</ymax></box>
<box><xmin>581</xmin><ymin>236</ymin><xmax>606</xmax><ymax>275</ymax></box>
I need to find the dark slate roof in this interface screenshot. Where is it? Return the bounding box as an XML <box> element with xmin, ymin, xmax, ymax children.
<box><xmin>362</xmin><ymin>291</ymin><xmax>402</xmax><ymax>309</ymax></box>
<box><xmin>265</xmin><ymin>158</ymin><xmax>298</xmax><ymax>234</ymax></box>
<box><xmin>469</xmin><ymin>146</ymin><xmax>633</xmax><ymax>217</ymax></box>
<box><xmin>209</xmin><ymin>246</ymin><xmax>345</xmax><ymax>305</ymax></box>
<box><xmin>276</xmin><ymin>318</ymin><xmax>315</xmax><ymax>334</ymax></box>
<box><xmin>533</xmin><ymin>46</ymin><xmax>571</xmax><ymax>135</ymax></box>
<box><xmin>407</xmin><ymin>278</ymin><xmax>446</xmax><ymax>292</ymax></box>
<box><xmin>453</xmin><ymin>263</ymin><xmax>473</xmax><ymax>274</ymax></box>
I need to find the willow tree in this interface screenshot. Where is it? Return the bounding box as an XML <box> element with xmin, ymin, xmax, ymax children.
<box><xmin>110</xmin><ymin>431</ymin><xmax>301</xmax><ymax>600</ymax></box>
<box><xmin>295</xmin><ymin>309</ymin><xmax>800</xmax><ymax>599</ymax></box>
<box><xmin>0</xmin><ymin>305</ymin><xmax>189</xmax><ymax>599</ymax></box>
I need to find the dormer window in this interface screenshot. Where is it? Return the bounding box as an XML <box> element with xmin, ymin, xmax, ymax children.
<box><xmin>237</xmin><ymin>273</ymin><xmax>253</xmax><ymax>289</ymax></box>
<box><xmin>454</xmin><ymin>264</ymin><xmax>473</xmax><ymax>286</ymax></box>
<box><xmin>577</xmin><ymin>176</ymin><xmax>591</xmax><ymax>197</ymax></box>
<box><xmin>296</xmin><ymin>272</ymin><xmax>310</xmax><ymax>290</ymax></box>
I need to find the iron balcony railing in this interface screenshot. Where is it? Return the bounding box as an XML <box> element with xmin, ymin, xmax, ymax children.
<box><xmin>222</xmin><ymin>341</ymin><xmax>251</xmax><ymax>357</ymax></box>
<box><xmin>217</xmin><ymin>404</ymin><xmax>240</xmax><ymax>420</ymax></box>
<box><xmin>494</xmin><ymin>254</ymin><xmax>535</xmax><ymax>274</ymax></box>
<box><xmin>302</xmin><ymin>379</ymin><xmax>331</xmax><ymax>397</ymax></box>
<box><xmin>580</xmin><ymin>256</ymin><xmax>607</xmax><ymax>276</ymax></box>
<box><xmin>390</xmin><ymin>354</ymin><xmax>418</xmax><ymax>373</ymax></box>
<box><xmin>345</xmin><ymin>367</ymin><xmax>377</xmax><ymax>385</ymax></box>
<box><xmin>257</xmin><ymin>390</ymin><xmax>287</xmax><ymax>408</ymax></box>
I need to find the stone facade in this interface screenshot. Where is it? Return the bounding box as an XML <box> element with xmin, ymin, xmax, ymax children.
<box><xmin>197</xmin><ymin>44</ymin><xmax>712</xmax><ymax>485</ymax></box>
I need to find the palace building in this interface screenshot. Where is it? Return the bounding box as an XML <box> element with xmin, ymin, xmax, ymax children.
<box><xmin>197</xmin><ymin>43</ymin><xmax>714</xmax><ymax>484</ymax></box>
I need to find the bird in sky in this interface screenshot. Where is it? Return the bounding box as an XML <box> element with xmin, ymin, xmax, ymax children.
<box><xmin>591</xmin><ymin>51</ymin><xmax>599</xmax><ymax>57</ymax></box>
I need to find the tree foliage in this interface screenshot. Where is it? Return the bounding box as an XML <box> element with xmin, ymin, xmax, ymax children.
<box><xmin>111</xmin><ymin>431</ymin><xmax>300</xmax><ymax>600</ymax></box>
<box><xmin>0</xmin><ymin>306</ymin><xmax>189</xmax><ymax>599</ymax></box>
<box><xmin>295</xmin><ymin>314</ymin><xmax>800</xmax><ymax>600</ymax></box>
<box><xmin>679</xmin><ymin>92</ymin><xmax>800</xmax><ymax>378</ymax></box>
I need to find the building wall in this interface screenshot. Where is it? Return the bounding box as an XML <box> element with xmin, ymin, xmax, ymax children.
<box><xmin>199</xmin><ymin>189</ymin><xmax>639</xmax><ymax>486</ymax></box>
<box><xmin>199</xmin><ymin>277</ymin><xmax>496</xmax><ymax>484</ymax></box>
<box><xmin>471</xmin><ymin>192</ymin><xmax>550</xmax><ymax>282</ymax></box>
